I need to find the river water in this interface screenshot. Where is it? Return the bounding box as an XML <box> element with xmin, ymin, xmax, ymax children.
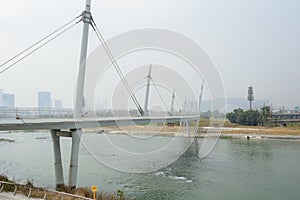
<box><xmin>0</xmin><ymin>131</ymin><xmax>300</xmax><ymax>200</ymax></box>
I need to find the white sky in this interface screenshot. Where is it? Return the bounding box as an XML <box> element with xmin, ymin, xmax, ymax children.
<box><xmin>0</xmin><ymin>0</ymin><xmax>299</xmax><ymax>109</ymax></box>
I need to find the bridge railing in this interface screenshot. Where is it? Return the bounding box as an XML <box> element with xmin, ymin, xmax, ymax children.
<box><xmin>0</xmin><ymin>107</ymin><xmax>73</xmax><ymax>119</ymax></box>
<box><xmin>0</xmin><ymin>107</ymin><xmax>197</xmax><ymax>119</ymax></box>
<box><xmin>271</xmin><ymin>113</ymin><xmax>300</xmax><ymax>120</ymax></box>
<box><xmin>0</xmin><ymin>180</ymin><xmax>92</xmax><ymax>200</ymax></box>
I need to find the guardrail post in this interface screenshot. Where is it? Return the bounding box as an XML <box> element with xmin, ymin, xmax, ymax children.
<box><xmin>51</xmin><ymin>129</ymin><xmax>65</xmax><ymax>190</ymax></box>
<box><xmin>27</xmin><ymin>188</ymin><xmax>32</xmax><ymax>198</ymax></box>
<box><xmin>43</xmin><ymin>190</ymin><xmax>47</xmax><ymax>200</ymax></box>
<box><xmin>0</xmin><ymin>183</ymin><xmax>4</xmax><ymax>192</ymax></box>
<box><xmin>13</xmin><ymin>186</ymin><xmax>17</xmax><ymax>195</ymax></box>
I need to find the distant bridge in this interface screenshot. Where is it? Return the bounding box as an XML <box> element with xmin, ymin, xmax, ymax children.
<box><xmin>271</xmin><ymin>113</ymin><xmax>300</xmax><ymax>123</ymax></box>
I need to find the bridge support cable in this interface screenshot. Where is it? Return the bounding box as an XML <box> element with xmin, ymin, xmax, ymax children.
<box><xmin>90</xmin><ymin>19</ymin><xmax>145</xmax><ymax>116</ymax></box>
<box><xmin>0</xmin><ymin>16</ymin><xmax>81</xmax><ymax>74</ymax></box>
<box><xmin>149</xmin><ymin>77</ymin><xmax>172</xmax><ymax>116</ymax></box>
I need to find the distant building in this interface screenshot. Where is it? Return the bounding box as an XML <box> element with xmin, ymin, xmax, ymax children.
<box><xmin>2</xmin><ymin>93</ymin><xmax>15</xmax><ymax>108</ymax></box>
<box><xmin>54</xmin><ymin>99</ymin><xmax>63</xmax><ymax>109</ymax></box>
<box><xmin>0</xmin><ymin>89</ymin><xmax>3</xmax><ymax>107</ymax></box>
<box><xmin>38</xmin><ymin>91</ymin><xmax>51</xmax><ymax>108</ymax></box>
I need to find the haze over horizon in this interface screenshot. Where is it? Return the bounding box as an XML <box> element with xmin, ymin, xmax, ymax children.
<box><xmin>0</xmin><ymin>0</ymin><xmax>299</xmax><ymax>110</ymax></box>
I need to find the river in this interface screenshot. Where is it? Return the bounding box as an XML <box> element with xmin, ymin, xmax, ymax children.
<box><xmin>0</xmin><ymin>131</ymin><xmax>300</xmax><ymax>200</ymax></box>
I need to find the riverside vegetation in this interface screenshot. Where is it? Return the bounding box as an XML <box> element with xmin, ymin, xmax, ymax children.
<box><xmin>226</xmin><ymin>106</ymin><xmax>272</xmax><ymax>126</ymax></box>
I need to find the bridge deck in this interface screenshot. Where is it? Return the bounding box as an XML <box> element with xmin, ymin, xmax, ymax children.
<box><xmin>0</xmin><ymin>116</ymin><xmax>198</xmax><ymax>131</ymax></box>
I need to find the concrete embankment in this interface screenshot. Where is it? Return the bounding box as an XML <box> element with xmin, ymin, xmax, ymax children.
<box><xmin>204</xmin><ymin>133</ymin><xmax>300</xmax><ymax>140</ymax></box>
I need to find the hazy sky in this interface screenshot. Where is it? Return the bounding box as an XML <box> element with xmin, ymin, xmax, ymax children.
<box><xmin>0</xmin><ymin>0</ymin><xmax>299</xmax><ymax>109</ymax></box>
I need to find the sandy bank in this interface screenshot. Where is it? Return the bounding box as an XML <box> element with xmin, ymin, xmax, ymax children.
<box><xmin>83</xmin><ymin>125</ymin><xmax>300</xmax><ymax>140</ymax></box>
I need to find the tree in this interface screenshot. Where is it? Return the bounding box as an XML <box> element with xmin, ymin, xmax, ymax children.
<box><xmin>244</xmin><ymin>109</ymin><xmax>260</xmax><ymax>126</ymax></box>
<box><xmin>226</xmin><ymin>108</ymin><xmax>261</xmax><ymax>126</ymax></box>
<box><xmin>226</xmin><ymin>108</ymin><xmax>245</xmax><ymax>124</ymax></box>
<box><xmin>234</xmin><ymin>108</ymin><xmax>246</xmax><ymax>124</ymax></box>
<box><xmin>260</xmin><ymin>105</ymin><xmax>271</xmax><ymax>126</ymax></box>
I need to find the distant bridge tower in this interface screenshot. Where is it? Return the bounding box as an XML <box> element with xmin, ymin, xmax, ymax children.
<box><xmin>247</xmin><ymin>86</ymin><xmax>254</xmax><ymax>110</ymax></box>
<box><xmin>198</xmin><ymin>80</ymin><xmax>204</xmax><ymax>114</ymax></box>
<box><xmin>183</xmin><ymin>99</ymin><xmax>187</xmax><ymax>114</ymax></box>
<box><xmin>144</xmin><ymin>65</ymin><xmax>152</xmax><ymax>116</ymax></box>
<box><xmin>170</xmin><ymin>89</ymin><xmax>175</xmax><ymax>116</ymax></box>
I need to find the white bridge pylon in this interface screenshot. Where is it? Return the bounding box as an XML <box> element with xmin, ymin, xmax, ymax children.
<box><xmin>51</xmin><ymin>0</ymin><xmax>93</xmax><ymax>190</ymax></box>
<box><xmin>68</xmin><ymin>0</ymin><xmax>91</xmax><ymax>190</ymax></box>
<box><xmin>50</xmin><ymin>0</ymin><xmax>198</xmax><ymax>190</ymax></box>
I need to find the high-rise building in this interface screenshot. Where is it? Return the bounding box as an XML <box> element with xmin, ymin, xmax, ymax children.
<box><xmin>38</xmin><ymin>91</ymin><xmax>51</xmax><ymax>108</ymax></box>
<box><xmin>3</xmin><ymin>93</ymin><xmax>15</xmax><ymax>108</ymax></box>
<box><xmin>54</xmin><ymin>99</ymin><xmax>63</xmax><ymax>109</ymax></box>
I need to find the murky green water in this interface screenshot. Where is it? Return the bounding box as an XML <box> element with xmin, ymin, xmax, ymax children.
<box><xmin>1</xmin><ymin>132</ymin><xmax>300</xmax><ymax>200</ymax></box>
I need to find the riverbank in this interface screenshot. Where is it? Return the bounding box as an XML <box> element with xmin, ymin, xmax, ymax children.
<box><xmin>0</xmin><ymin>175</ymin><xmax>129</xmax><ymax>200</ymax></box>
<box><xmin>200</xmin><ymin>125</ymin><xmax>300</xmax><ymax>140</ymax></box>
<box><xmin>199</xmin><ymin>118</ymin><xmax>300</xmax><ymax>135</ymax></box>
<box><xmin>219</xmin><ymin>133</ymin><xmax>300</xmax><ymax>140</ymax></box>
<box><xmin>88</xmin><ymin>124</ymin><xmax>300</xmax><ymax>141</ymax></box>
<box><xmin>220</xmin><ymin>126</ymin><xmax>300</xmax><ymax>135</ymax></box>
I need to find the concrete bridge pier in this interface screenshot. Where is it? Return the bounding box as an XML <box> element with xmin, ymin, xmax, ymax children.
<box><xmin>51</xmin><ymin>128</ymin><xmax>81</xmax><ymax>190</ymax></box>
<box><xmin>68</xmin><ymin>129</ymin><xmax>81</xmax><ymax>189</ymax></box>
<box><xmin>50</xmin><ymin>129</ymin><xmax>64</xmax><ymax>190</ymax></box>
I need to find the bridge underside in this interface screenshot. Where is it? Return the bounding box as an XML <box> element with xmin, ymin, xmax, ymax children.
<box><xmin>0</xmin><ymin>116</ymin><xmax>196</xmax><ymax>131</ymax></box>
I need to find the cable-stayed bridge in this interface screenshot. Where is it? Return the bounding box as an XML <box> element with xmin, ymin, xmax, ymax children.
<box><xmin>0</xmin><ymin>113</ymin><xmax>199</xmax><ymax>191</ymax></box>
<box><xmin>0</xmin><ymin>0</ymin><xmax>201</xmax><ymax>190</ymax></box>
